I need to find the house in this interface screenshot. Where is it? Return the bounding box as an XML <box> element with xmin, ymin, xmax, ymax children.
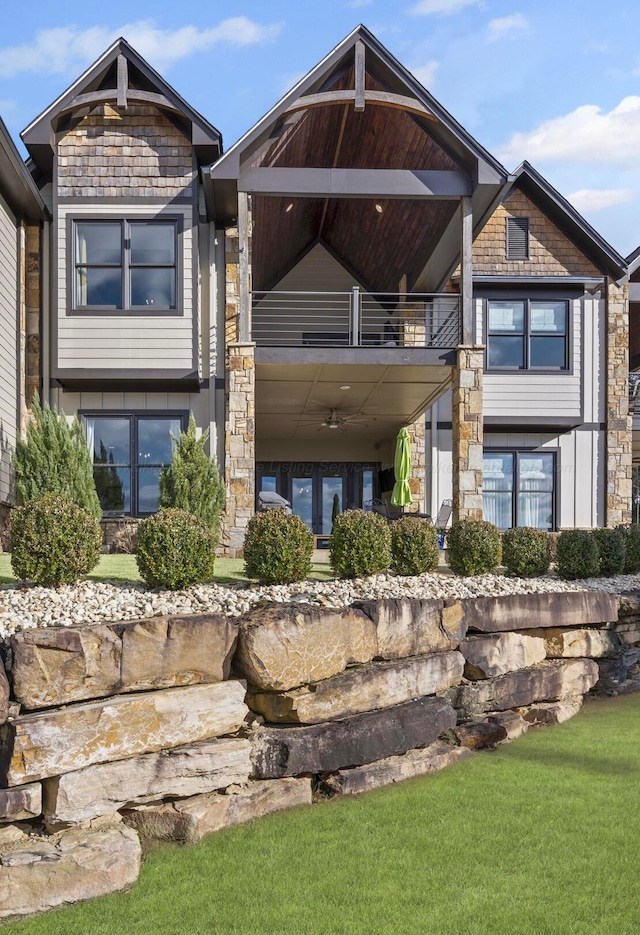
<box><xmin>626</xmin><ymin>247</ymin><xmax>640</xmax><ymax>522</ymax></box>
<box><xmin>2</xmin><ymin>25</ymin><xmax>632</xmax><ymax>554</ymax></box>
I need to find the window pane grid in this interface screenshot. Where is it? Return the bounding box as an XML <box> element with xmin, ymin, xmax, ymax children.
<box><xmin>483</xmin><ymin>450</ymin><xmax>555</xmax><ymax>530</ymax></box>
<box><xmin>487</xmin><ymin>299</ymin><xmax>568</xmax><ymax>370</ymax></box>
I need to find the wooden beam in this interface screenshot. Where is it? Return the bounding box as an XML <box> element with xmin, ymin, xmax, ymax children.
<box><xmin>116</xmin><ymin>54</ymin><xmax>128</xmax><ymax>109</ymax></box>
<box><xmin>282</xmin><ymin>89</ymin><xmax>437</xmax><ymax>121</ymax></box>
<box><xmin>239</xmin><ymin>167</ymin><xmax>471</xmax><ymax>199</ymax></box>
<box><xmin>354</xmin><ymin>41</ymin><xmax>365</xmax><ymax>112</ymax></box>
<box><xmin>460</xmin><ymin>195</ymin><xmax>474</xmax><ymax>345</ymax></box>
<box><xmin>59</xmin><ymin>89</ymin><xmax>182</xmax><ymax>117</ymax></box>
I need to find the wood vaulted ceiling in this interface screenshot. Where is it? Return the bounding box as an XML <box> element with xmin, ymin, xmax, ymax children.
<box><xmin>251</xmin><ymin>66</ymin><xmax>463</xmax><ymax>293</ymax></box>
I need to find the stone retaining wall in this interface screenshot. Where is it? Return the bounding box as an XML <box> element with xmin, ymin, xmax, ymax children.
<box><xmin>0</xmin><ymin>588</ymin><xmax>637</xmax><ymax>918</ymax></box>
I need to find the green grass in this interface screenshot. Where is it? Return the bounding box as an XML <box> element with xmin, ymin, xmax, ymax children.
<box><xmin>3</xmin><ymin>694</ymin><xmax>640</xmax><ymax>935</ymax></box>
<box><xmin>0</xmin><ymin>553</ymin><xmax>334</xmax><ymax>586</ymax></box>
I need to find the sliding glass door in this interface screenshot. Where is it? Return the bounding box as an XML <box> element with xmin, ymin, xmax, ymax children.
<box><xmin>483</xmin><ymin>450</ymin><xmax>555</xmax><ymax>530</ymax></box>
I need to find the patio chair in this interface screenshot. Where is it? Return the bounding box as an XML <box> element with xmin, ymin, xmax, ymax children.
<box><xmin>258</xmin><ymin>491</ymin><xmax>292</xmax><ymax>514</ymax></box>
<box><xmin>434</xmin><ymin>499</ymin><xmax>453</xmax><ymax>530</ymax></box>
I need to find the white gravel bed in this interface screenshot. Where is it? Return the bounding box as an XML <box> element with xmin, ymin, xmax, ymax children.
<box><xmin>0</xmin><ymin>569</ymin><xmax>638</xmax><ymax>638</ymax></box>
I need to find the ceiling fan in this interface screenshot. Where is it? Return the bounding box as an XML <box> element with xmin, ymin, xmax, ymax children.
<box><xmin>296</xmin><ymin>408</ymin><xmax>374</xmax><ymax>431</ymax></box>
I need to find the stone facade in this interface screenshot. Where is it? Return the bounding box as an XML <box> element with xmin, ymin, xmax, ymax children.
<box><xmin>24</xmin><ymin>226</ymin><xmax>40</xmax><ymax>413</ymax></box>
<box><xmin>472</xmin><ymin>188</ymin><xmax>601</xmax><ymax>278</ymax></box>
<box><xmin>606</xmin><ymin>280</ymin><xmax>632</xmax><ymax>526</ymax></box>
<box><xmin>57</xmin><ymin>104</ymin><xmax>194</xmax><ymax>199</ymax></box>
<box><xmin>223</xmin><ymin>344</ymin><xmax>255</xmax><ymax>556</ymax></box>
<box><xmin>407</xmin><ymin>417</ymin><xmax>426</xmax><ymax>511</ymax></box>
<box><xmin>452</xmin><ymin>346</ymin><xmax>484</xmax><ymax>522</ymax></box>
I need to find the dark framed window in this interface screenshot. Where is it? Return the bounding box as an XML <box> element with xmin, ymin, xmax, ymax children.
<box><xmin>483</xmin><ymin>450</ymin><xmax>556</xmax><ymax>530</ymax></box>
<box><xmin>74</xmin><ymin>219</ymin><xmax>178</xmax><ymax>311</ymax></box>
<box><xmin>487</xmin><ymin>298</ymin><xmax>569</xmax><ymax>370</ymax></box>
<box><xmin>506</xmin><ymin>216</ymin><xmax>529</xmax><ymax>259</ymax></box>
<box><xmin>84</xmin><ymin>412</ymin><xmax>187</xmax><ymax>516</ymax></box>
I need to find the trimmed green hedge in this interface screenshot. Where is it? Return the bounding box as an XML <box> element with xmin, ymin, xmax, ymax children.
<box><xmin>136</xmin><ymin>508</ymin><xmax>215</xmax><ymax>589</ymax></box>
<box><xmin>556</xmin><ymin>529</ymin><xmax>599</xmax><ymax>580</ymax></box>
<box><xmin>447</xmin><ymin>519</ymin><xmax>502</xmax><ymax>576</ymax></box>
<box><xmin>391</xmin><ymin>515</ymin><xmax>439</xmax><ymax>576</ymax></box>
<box><xmin>330</xmin><ymin>510</ymin><xmax>391</xmax><ymax>579</ymax></box>
<box><xmin>502</xmin><ymin>527</ymin><xmax>550</xmax><ymax>578</ymax></box>
<box><xmin>244</xmin><ymin>509</ymin><xmax>313</xmax><ymax>584</ymax></box>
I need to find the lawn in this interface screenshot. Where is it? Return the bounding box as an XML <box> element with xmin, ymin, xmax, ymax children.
<box><xmin>0</xmin><ymin>553</ymin><xmax>334</xmax><ymax>586</ymax></box>
<box><xmin>2</xmin><ymin>694</ymin><xmax>640</xmax><ymax>935</ymax></box>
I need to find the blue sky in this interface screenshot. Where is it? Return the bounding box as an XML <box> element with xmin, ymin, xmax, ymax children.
<box><xmin>2</xmin><ymin>0</ymin><xmax>640</xmax><ymax>255</ymax></box>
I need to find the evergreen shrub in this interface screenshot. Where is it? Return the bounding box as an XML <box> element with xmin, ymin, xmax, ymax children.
<box><xmin>10</xmin><ymin>494</ymin><xmax>101</xmax><ymax>587</ymax></box>
<box><xmin>502</xmin><ymin>527</ymin><xmax>550</xmax><ymax>577</ymax></box>
<box><xmin>243</xmin><ymin>509</ymin><xmax>313</xmax><ymax>585</ymax></box>
<box><xmin>159</xmin><ymin>415</ymin><xmax>225</xmax><ymax>543</ymax></box>
<box><xmin>13</xmin><ymin>396</ymin><xmax>101</xmax><ymax>520</ymax></box>
<box><xmin>391</xmin><ymin>515</ymin><xmax>439</xmax><ymax>576</ymax></box>
<box><xmin>447</xmin><ymin>519</ymin><xmax>502</xmax><ymax>576</ymax></box>
<box><xmin>618</xmin><ymin>524</ymin><xmax>640</xmax><ymax>574</ymax></box>
<box><xmin>330</xmin><ymin>510</ymin><xmax>391</xmax><ymax>579</ymax></box>
<box><xmin>556</xmin><ymin>529</ymin><xmax>599</xmax><ymax>580</ymax></box>
<box><xmin>136</xmin><ymin>508</ymin><xmax>215</xmax><ymax>589</ymax></box>
<box><xmin>593</xmin><ymin>527</ymin><xmax>626</xmax><ymax>577</ymax></box>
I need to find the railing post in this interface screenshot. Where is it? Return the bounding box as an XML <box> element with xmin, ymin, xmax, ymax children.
<box><xmin>351</xmin><ymin>286</ymin><xmax>361</xmax><ymax>346</ymax></box>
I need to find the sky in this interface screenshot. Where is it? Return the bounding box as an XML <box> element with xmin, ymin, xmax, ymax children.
<box><xmin>2</xmin><ymin>0</ymin><xmax>640</xmax><ymax>256</ymax></box>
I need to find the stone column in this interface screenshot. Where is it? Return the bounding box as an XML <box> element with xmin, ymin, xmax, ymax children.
<box><xmin>407</xmin><ymin>418</ymin><xmax>426</xmax><ymax>512</ymax></box>
<box><xmin>452</xmin><ymin>345</ymin><xmax>484</xmax><ymax>522</ymax></box>
<box><xmin>25</xmin><ymin>225</ymin><xmax>41</xmax><ymax>411</ymax></box>
<box><xmin>223</xmin><ymin>343</ymin><xmax>255</xmax><ymax>557</ymax></box>
<box><xmin>606</xmin><ymin>280</ymin><xmax>632</xmax><ymax>526</ymax></box>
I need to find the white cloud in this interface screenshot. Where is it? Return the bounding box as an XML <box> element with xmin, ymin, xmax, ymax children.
<box><xmin>0</xmin><ymin>18</ymin><xmax>282</xmax><ymax>78</ymax></box>
<box><xmin>409</xmin><ymin>0</ymin><xmax>480</xmax><ymax>15</ymax></box>
<box><xmin>410</xmin><ymin>61</ymin><xmax>439</xmax><ymax>88</ymax></box>
<box><xmin>567</xmin><ymin>188</ymin><xmax>636</xmax><ymax>212</ymax></box>
<box><xmin>487</xmin><ymin>13</ymin><xmax>529</xmax><ymax>42</ymax></box>
<box><xmin>498</xmin><ymin>96</ymin><xmax>640</xmax><ymax>167</ymax></box>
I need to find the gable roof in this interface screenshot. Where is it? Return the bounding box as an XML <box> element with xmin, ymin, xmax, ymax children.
<box><xmin>0</xmin><ymin>118</ymin><xmax>47</xmax><ymax>221</ymax></box>
<box><xmin>626</xmin><ymin>245</ymin><xmax>640</xmax><ymax>279</ymax></box>
<box><xmin>22</xmin><ymin>38</ymin><xmax>221</xmax><ymax>175</ymax></box>
<box><xmin>510</xmin><ymin>161</ymin><xmax>626</xmax><ymax>280</ymax></box>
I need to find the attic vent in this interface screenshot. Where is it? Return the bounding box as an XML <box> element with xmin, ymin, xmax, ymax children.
<box><xmin>506</xmin><ymin>216</ymin><xmax>529</xmax><ymax>259</ymax></box>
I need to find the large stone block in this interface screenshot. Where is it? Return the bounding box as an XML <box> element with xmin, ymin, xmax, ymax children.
<box><xmin>448</xmin><ymin>659</ymin><xmax>598</xmax><ymax>719</ymax></box>
<box><xmin>43</xmin><ymin>738</ymin><xmax>252</xmax><ymax>826</ymax></box>
<box><xmin>247</xmin><ymin>652</ymin><xmax>464</xmax><ymax>724</ymax></box>
<box><xmin>0</xmin><ymin>680</ymin><xmax>248</xmax><ymax>786</ymax></box>
<box><xmin>612</xmin><ymin>621</ymin><xmax>640</xmax><ymax>647</ymax></box>
<box><xmin>251</xmin><ymin>696</ymin><xmax>457</xmax><ymax>778</ymax></box>
<box><xmin>520</xmin><ymin>697</ymin><xmax>583</xmax><ymax>725</ymax></box>
<box><xmin>532</xmin><ymin>628</ymin><xmax>622</xmax><ymax>659</ymax></box>
<box><xmin>0</xmin><ymin>816</ymin><xmax>140</xmax><ymax>919</ymax></box>
<box><xmin>353</xmin><ymin>598</ymin><xmax>467</xmax><ymax>660</ymax></box>
<box><xmin>0</xmin><ymin>782</ymin><xmax>42</xmax><ymax>822</ymax></box>
<box><xmin>235</xmin><ymin>603</ymin><xmax>377</xmax><ymax>691</ymax></box>
<box><xmin>0</xmin><ymin>664</ymin><xmax>9</xmax><ymax>727</ymax></box>
<box><xmin>462</xmin><ymin>592</ymin><xmax>618</xmax><ymax>633</ymax></box>
<box><xmin>123</xmin><ymin>778</ymin><xmax>312</xmax><ymax>843</ymax></box>
<box><xmin>11</xmin><ymin>613</ymin><xmax>238</xmax><ymax>709</ymax></box>
<box><xmin>593</xmin><ymin>650</ymin><xmax>640</xmax><ymax>693</ymax></box>
<box><xmin>461</xmin><ymin>633</ymin><xmax>546</xmax><ymax>679</ymax></box>
<box><xmin>318</xmin><ymin>741</ymin><xmax>471</xmax><ymax>797</ymax></box>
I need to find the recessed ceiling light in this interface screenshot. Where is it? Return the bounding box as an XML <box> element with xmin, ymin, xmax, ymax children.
<box><xmin>374</xmin><ymin>203</ymin><xmax>383</xmax><ymax>214</ymax></box>
<box><xmin>285</xmin><ymin>203</ymin><xmax>294</xmax><ymax>213</ymax></box>
<box><xmin>339</xmin><ymin>384</ymin><xmax>351</xmax><ymax>390</ymax></box>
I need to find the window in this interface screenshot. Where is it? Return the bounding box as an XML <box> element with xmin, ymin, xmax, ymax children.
<box><xmin>487</xmin><ymin>299</ymin><xmax>568</xmax><ymax>370</ymax></box>
<box><xmin>506</xmin><ymin>216</ymin><xmax>529</xmax><ymax>259</ymax></box>
<box><xmin>483</xmin><ymin>451</ymin><xmax>555</xmax><ymax>530</ymax></box>
<box><xmin>84</xmin><ymin>413</ymin><xmax>186</xmax><ymax>515</ymax></box>
<box><xmin>74</xmin><ymin>220</ymin><xmax>178</xmax><ymax>311</ymax></box>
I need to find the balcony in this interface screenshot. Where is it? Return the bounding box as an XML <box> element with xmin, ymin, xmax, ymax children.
<box><xmin>251</xmin><ymin>288</ymin><xmax>461</xmax><ymax>351</ymax></box>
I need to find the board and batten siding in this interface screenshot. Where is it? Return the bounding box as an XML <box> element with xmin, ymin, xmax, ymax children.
<box><xmin>0</xmin><ymin>191</ymin><xmax>17</xmax><ymax>504</ymax></box>
<box><xmin>55</xmin><ymin>205</ymin><xmax>196</xmax><ymax>373</ymax></box>
<box><xmin>476</xmin><ymin>296</ymin><xmax>603</xmax><ymax>422</ymax></box>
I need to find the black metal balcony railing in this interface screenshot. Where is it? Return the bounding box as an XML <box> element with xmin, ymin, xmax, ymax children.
<box><xmin>251</xmin><ymin>288</ymin><xmax>461</xmax><ymax>348</ymax></box>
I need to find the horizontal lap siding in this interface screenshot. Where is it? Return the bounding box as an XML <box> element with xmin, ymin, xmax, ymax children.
<box><xmin>0</xmin><ymin>193</ymin><xmax>17</xmax><ymax>504</ymax></box>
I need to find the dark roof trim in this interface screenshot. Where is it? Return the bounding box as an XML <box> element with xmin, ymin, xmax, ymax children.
<box><xmin>511</xmin><ymin>161</ymin><xmax>627</xmax><ymax>280</ymax></box>
<box><xmin>626</xmin><ymin>244</ymin><xmax>640</xmax><ymax>278</ymax></box>
<box><xmin>0</xmin><ymin>118</ymin><xmax>48</xmax><ymax>221</ymax></box>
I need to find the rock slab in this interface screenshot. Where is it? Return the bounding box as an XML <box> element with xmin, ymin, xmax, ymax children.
<box><xmin>318</xmin><ymin>741</ymin><xmax>471</xmax><ymax>797</ymax></box>
<box><xmin>43</xmin><ymin>737</ymin><xmax>252</xmax><ymax>826</ymax></box>
<box><xmin>448</xmin><ymin>659</ymin><xmax>599</xmax><ymax>719</ymax></box>
<box><xmin>247</xmin><ymin>651</ymin><xmax>464</xmax><ymax>724</ymax></box>
<box><xmin>123</xmin><ymin>778</ymin><xmax>312</xmax><ymax>843</ymax></box>
<box><xmin>0</xmin><ymin>817</ymin><xmax>141</xmax><ymax>919</ymax></box>
<box><xmin>353</xmin><ymin>598</ymin><xmax>467</xmax><ymax>659</ymax></box>
<box><xmin>462</xmin><ymin>591</ymin><xmax>618</xmax><ymax>633</ymax></box>
<box><xmin>532</xmin><ymin>627</ymin><xmax>622</xmax><ymax>659</ymax></box>
<box><xmin>11</xmin><ymin>613</ymin><xmax>238</xmax><ymax>709</ymax></box>
<box><xmin>520</xmin><ymin>697</ymin><xmax>583</xmax><ymax>725</ymax></box>
<box><xmin>461</xmin><ymin>632</ymin><xmax>546</xmax><ymax>679</ymax></box>
<box><xmin>0</xmin><ymin>680</ymin><xmax>249</xmax><ymax>786</ymax></box>
<box><xmin>0</xmin><ymin>783</ymin><xmax>42</xmax><ymax>822</ymax></box>
<box><xmin>251</xmin><ymin>696</ymin><xmax>457</xmax><ymax>778</ymax></box>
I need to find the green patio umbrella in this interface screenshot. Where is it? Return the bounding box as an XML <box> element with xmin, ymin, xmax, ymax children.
<box><xmin>391</xmin><ymin>427</ymin><xmax>413</xmax><ymax>507</ymax></box>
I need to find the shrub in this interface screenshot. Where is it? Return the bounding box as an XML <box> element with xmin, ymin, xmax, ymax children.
<box><xmin>159</xmin><ymin>415</ymin><xmax>225</xmax><ymax>544</ymax></box>
<box><xmin>447</xmin><ymin>519</ymin><xmax>502</xmax><ymax>576</ymax></box>
<box><xmin>13</xmin><ymin>396</ymin><xmax>101</xmax><ymax>520</ymax></box>
<box><xmin>502</xmin><ymin>527</ymin><xmax>550</xmax><ymax>578</ymax></box>
<box><xmin>243</xmin><ymin>509</ymin><xmax>313</xmax><ymax>585</ymax></box>
<box><xmin>556</xmin><ymin>529</ymin><xmax>599</xmax><ymax>580</ymax></box>
<box><xmin>136</xmin><ymin>508</ymin><xmax>215</xmax><ymax>589</ymax></box>
<box><xmin>391</xmin><ymin>515</ymin><xmax>439</xmax><ymax>576</ymax></box>
<box><xmin>9</xmin><ymin>494</ymin><xmax>101</xmax><ymax>587</ymax></box>
<box><xmin>330</xmin><ymin>510</ymin><xmax>391</xmax><ymax>579</ymax></box>
<box><xmin>592</xmin><ymin>527</ymin><xmax>626</xmax><ymax>577</ymax></box>
<box><xmin>618</xmin><ymin>524</ymin><xmax>640</xmax><ymax>574</ymax></box>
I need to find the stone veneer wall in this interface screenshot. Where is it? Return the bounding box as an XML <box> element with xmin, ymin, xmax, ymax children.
<box><xmin>57</xmin><ymin>104</ymin><xmax>194</xmax><ymax>199</ymax></box>
<box><xmin>24</xmin><ymin>225</ymin><xmax>40</xmax><ymax>415</ymax></box>
<box><xmin>407</xmin><ymin>418</ymin><xmax>426</xmax><ymax>511</ymax></box>
<box><xmin>452</xmin><ymin>346</ymin><xmax>484</xmax><ymax>522</ymax></box>
<box><xmin>606</xmin><ymin>280</ymin><xmax>632</xmax><ymax>526</ymax></box>
<box><xmin>223</xmin><ymin>344</ymin><xmax>255</xmax><ymax>557</ymax></box>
